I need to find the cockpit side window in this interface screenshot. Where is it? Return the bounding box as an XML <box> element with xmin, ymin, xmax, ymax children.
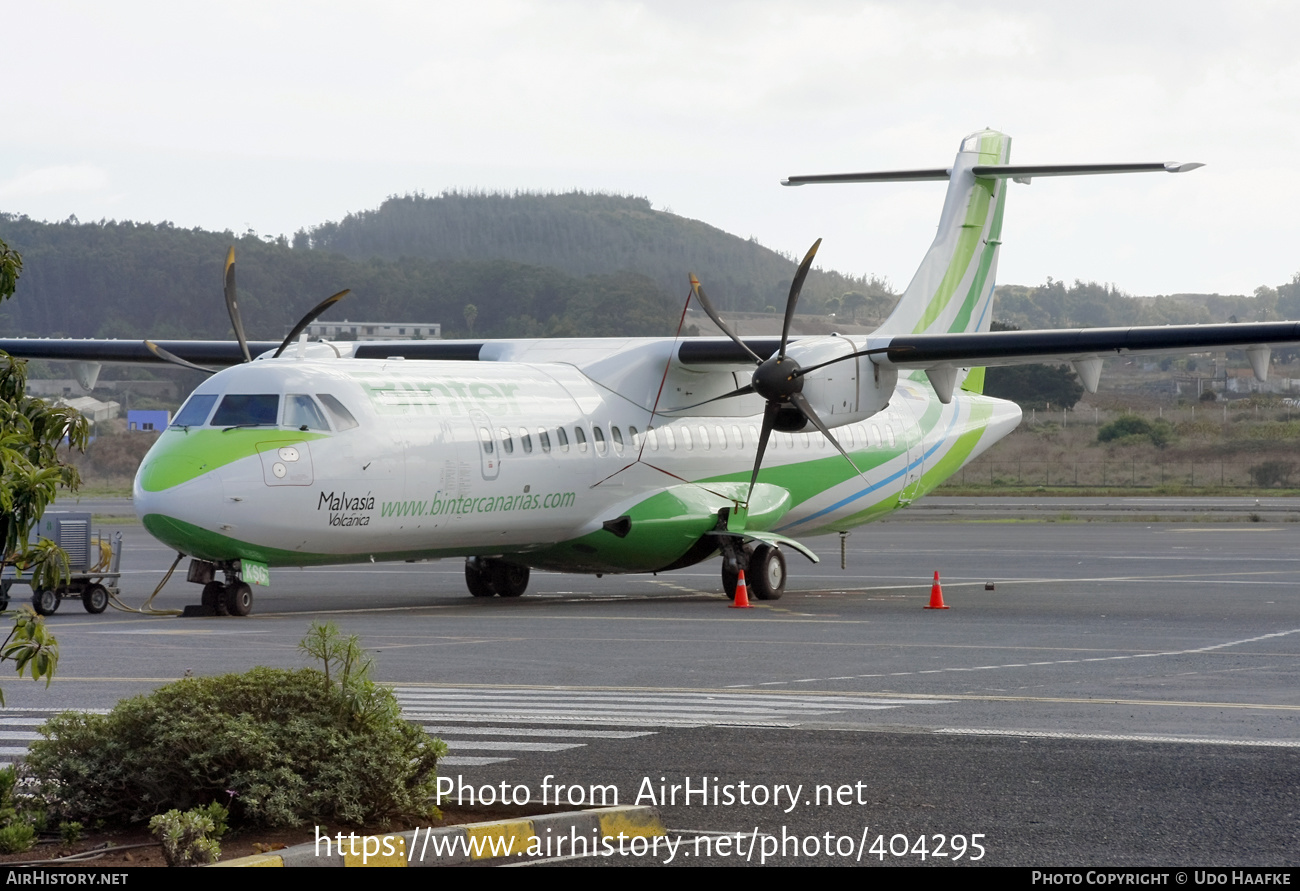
<box><xmin>211</xmin><ymin>394</ymin><xmax>279</xmax><ymax>428</ymax></box>
<box><xmin>285</xmin><ymin>394</ymin><xmax>329</xmax><ymax>431</ymax></box>
<box><xmin>317</xmin><ymin>394</ymin><xmax>359</xmax><ymax>431</ymax></box>
<box><xmin>172</xmin><ymin>393</ymin><xmax>218</xmax><ymax>428</ymax></box>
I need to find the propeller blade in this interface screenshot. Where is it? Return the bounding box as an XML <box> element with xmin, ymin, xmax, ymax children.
<box><xmin>779</xmin><ymin>238</ymin><xmax>821</xmax><ymax>359</ymax></box>
<box><xmin>690</xmin><ymin>274</ymin><xmax>763</xmax><ymax>365</ymax></box>
<box><xmin>671</xmin><ymin>384</ymin><xmax>755</xmax><ymax>413</ymax></box>
<box><xmin>790</xmin><ymin>392</ymin><xmax>869</xmax><ymax>482</ymax></box>
<box><xmin>791</xmin><ymin>344</ymin><xmax>904</xmax><ymax>378</ymax></box>
<box><xmin>144</xmin><ymin>340</ymin><xmax>216</xmax><ymax>375</ymax></box>
<box><xmin>746</xmin><ymin>401</ymin><xmax>780</xmax><ymax>505</ymax></box>
<box><xmin>224</xmin><ymin>247</ymin><xmax>252</xmax><ymax>364</ymax></box>
<box><xmin>273</xmin><ymin>289</ymin><xmax>352</xmax><ymax>358</ymax></box>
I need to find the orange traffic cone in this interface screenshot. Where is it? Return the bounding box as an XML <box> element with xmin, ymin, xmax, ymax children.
<box><xmin>730</xmin><ymin>569</ymin><xmax>753</xmax><ymax>609</ymax></box>
<box><xmin>924</xmin><ymin>570</ymin><xmax>950</xmax><ymax>610</ymax></box>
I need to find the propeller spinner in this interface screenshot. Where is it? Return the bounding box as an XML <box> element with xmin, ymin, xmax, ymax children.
<box><xmin>689</xmin><ymin>238</ymin><xmax>892</xmax><ymax>504</ymax></box>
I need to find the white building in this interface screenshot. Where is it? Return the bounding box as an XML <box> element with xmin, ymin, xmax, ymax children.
<box><xmin>302</xmin><ymin>321</ymin><xmax>441</xmax><ymax>341</ymax></box>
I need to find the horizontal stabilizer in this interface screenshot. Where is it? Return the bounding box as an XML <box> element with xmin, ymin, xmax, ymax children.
<box><xmin>783</xmin><ymin>169</ymin><xmax>951</xmax><ymax>186</ymax></box>
<box><xmin>971</xmin><ymin>161</ymin><xmax>1203</xmax><ymax>180</ymax></box>
<box><xmin>783</xmin><ymin>161</ymin><xmax>1201</xmax><ymax>187</ymax></box>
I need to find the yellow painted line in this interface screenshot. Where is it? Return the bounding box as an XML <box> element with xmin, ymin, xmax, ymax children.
<box><xmin>595</xmin><ymin>806</ymin><xmax>666</xmax><ymax>839</ymax></box>
<box><xmin>341</xmin><ymin>834</ymin><xmax>406</xmax><ymax>867</ymax></box>
<box><xmin>212</xmin><ymin>853</ymin><xmax>282</xmax><ymax>868</ymax></box>
<box><xmin>466</xmin><ymin>820</ymin><xmax>534</xmax><ymax>861</ymax></box>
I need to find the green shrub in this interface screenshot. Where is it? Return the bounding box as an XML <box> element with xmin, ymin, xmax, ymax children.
<box><xmin>58</xmin><ymin>821</ymin><xmax>82</xmax><ymax>846</ymax></box>
<box><xmin>1249</xmin><ymin>460</ymin><xmax>1296</xmax><ymax>488</ymax></box>
<box><xmin>1097</xmin><ymin>415</ymin><xmax>1175</xmax><ymax>448</ymax></box>
<box><xmin>0</xmin><ymin>821</ymin><xmax>35</xmax><ymax>854</ymax></box>
<box><xmin>1098</xmin><ymin>414</ymin><xmax>1153</xmax><ymax>443</ymax></box>
<box><xmin>150</xmin><ymin>808</ymin><xmax>220</xmax><ymax>867</ymax></box>
<box><xmin>25</xmin><ymin>665</ymin><xmax>446</xmax><ymax>828</ymax></box>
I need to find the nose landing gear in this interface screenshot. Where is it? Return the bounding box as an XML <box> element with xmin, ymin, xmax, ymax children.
<box><xmin>189</xmin><ymin>560</ymin><xmax>254</xmax><ymax>616</ymax></box>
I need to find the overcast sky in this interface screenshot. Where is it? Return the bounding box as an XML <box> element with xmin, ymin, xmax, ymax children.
<box><xmin>4</xmin><ymin>1</ymin><xmax>1297</xmax><ymax>297</ymax></box>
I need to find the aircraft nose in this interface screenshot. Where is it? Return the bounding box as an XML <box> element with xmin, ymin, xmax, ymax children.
<box><xmin>134</xmin><ymin>454</ymin><xmax>227</xmax><ymax>557</ymax></box>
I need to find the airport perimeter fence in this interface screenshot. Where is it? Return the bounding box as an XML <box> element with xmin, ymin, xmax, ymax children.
<box><xmin>1022</xmin><ymin>403</ymin><xmax>1300</xmax><ymax>428</ymax></box>
<box><xmin>947</xmin><ymin>402</ymin><xmax>1300</xmax><ymax>489</ymax></box>
<box><xmin>950</xmin><ymin>460</ymin><xmax>1278</xmax><ymax>490</ymax></box>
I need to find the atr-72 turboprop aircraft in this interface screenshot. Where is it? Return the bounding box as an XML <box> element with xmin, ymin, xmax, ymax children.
<box><xmin>6</xmin><ymin>129</ymin><xmax>1300</xmax><ymax>616</ymax></box>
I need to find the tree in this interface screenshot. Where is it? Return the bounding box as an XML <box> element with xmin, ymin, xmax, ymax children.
<box><xmin>463</xmin><ymin>303</ymin><xmax>478</xmax><ymax>334</ymax></box>
<box><xmin>983</xmin><ymin>321</ymin><xmax>1085</xmax><ymax>410</ymax></box>
<box><xmin>0</xmin><ymin>237</ymin><xmax>76</xmax><ymax>697</ymax></box>
<box><xmin>839</xmin><ymin>291</ymin><xmax>869</xmax><ymax>323</ymax></box>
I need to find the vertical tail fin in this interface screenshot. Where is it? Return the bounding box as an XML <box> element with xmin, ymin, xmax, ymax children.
<box><xmin>872</xmin><ymin>129</ymin><xmax>1011</xmax><ymax>394</ymax></box>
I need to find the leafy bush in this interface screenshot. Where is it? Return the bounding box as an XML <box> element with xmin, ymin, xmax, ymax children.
<box><xmin>25</xmin><ymin>656</ymin><xmax>446</xmax><ymax>828</ymax></box>
<box><xmin>1097</xmin><ymin>415</ymin><xmax>1175</xmax><ymax>448</ymax></box>
<box><xmin>1249</xmin><ymin>460</ymin><xmax>1296</xmax><ymax>488</ymax></box>
<box><xmin>0</xmin><ymin>821</ymin><xmax>35</xmax><ymax>854</ymax></box>
<box><xmin>150</xmin><ymin>807</ymin><xmax>221</xmax><ymax>867</ymax></box>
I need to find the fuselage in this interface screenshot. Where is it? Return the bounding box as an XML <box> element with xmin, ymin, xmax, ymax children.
<box><xmin>133</xmin><ymin>344</ymin><xmax>1020</xmax><ymax>576</ymax></box>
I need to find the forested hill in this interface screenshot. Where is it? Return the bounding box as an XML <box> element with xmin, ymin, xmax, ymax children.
<box><xmin>0</xmin><ymin>212</ymin><xmax>692</xmax><ymax>340</ymax></box>
<box><xmin>0</xmin><ymin>192</ymin><xmax>891</xmax><ymax>341</ymax></box>
<box><xmin>299</xmin><ymin>191</ymin><xmax>890</xmax><ymax>314</ymax></box>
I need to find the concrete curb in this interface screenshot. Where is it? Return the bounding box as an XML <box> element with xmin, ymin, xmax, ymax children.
<box><xmin>213</xmin><ymin>805</ymin><xmax>666</xmax><ymax>867</ymax></box>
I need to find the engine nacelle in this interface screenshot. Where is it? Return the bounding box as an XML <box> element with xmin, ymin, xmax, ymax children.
<box><xmin>783</xmin><ymin>335</ymin><xmax>896</xmax><ymax>430</ymax></box>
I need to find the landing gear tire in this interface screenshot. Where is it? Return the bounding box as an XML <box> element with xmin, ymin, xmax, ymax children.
<box><xmin>83</xmin><ymin>584</ymin><xmax>109</xmax><ymax>614</ymax></box>
<box><xmin>224</xmin><ymin>582</ymin><xmax>253</xmax><ymax>617</ymax></box>
<box><xmin>201</xmin><ymin>581</ymin><xmax>225</xmax><ymax>610</ymax></box>
<box><xmin>721</xmin><ymin>544</ymin><xmax>755</xmax><ymax>599</ymax></box>
<box><xmin>33</xmin><ymin>589</ymin><xmax>59</xmax><ymax>616</ymax></box>
<box><xmin>465</xmin><ymin>560</ymin><xmax>496</xmax><ymax>598</ymax></box>
<box><xmin>490</xmin><ymin>562</ymin><xmax>530</xmax><ymax>598</ymax></box>
<box><xmin>747</xmin><ymin>544</ymin><xmax>786</xmax><ymax>601</ymax></box>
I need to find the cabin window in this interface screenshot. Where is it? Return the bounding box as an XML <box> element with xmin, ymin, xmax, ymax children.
<box><xmin>748</xmin><ymin>425</ymin><xmax>758</xmax><ymax>446</ymax></box>
<box><xmin>886</xmin><ymin>425</ymin><xmax>896</xmax><ymax>448</ymax></box>
<box><xmin>680</xmin><ymin>426</ymin><xmax>693</xmax><ymax>451</ymax></box>
<box><xmin>557</xmin><ymin>426</ymin><xmax>570</xmax><ymax>452</ymax></box>
<box><xmin>698</xmin><ymin>425</ymin><xmax>710</xmax><ymax>450</ymax></box>
<box><xmin>499</xmin><ymin>427</ymin><xmax>514</xmax><ymax>454</ymax></box>
<box><xmin>478</xmin><ymin>427</ymin><xmax>494</xmax><ymax>455</ymax></box>
<box><xmin>575</xmin><ymin>427</ymin><xmax>588</xmax><ymax>453</ymax></box>
<box><xmin>538</xmin><ymin>428</ymin><xmax>551</xmax><ymax>453</ymax></box>
<box><xmin>519</xmin><ymin>427</ymin><xmax>533</xmax><ymax>454</ymax></box>
<box><xmin>593</xmin><ymin>426</ymin><xmax>607</xmax><ymax>456</ymax></box>
<box><xmin>211</xmin><ymin>394</ymin><xmax>279</xmax><ymax>428</ymax></box>
<box><xmin>285</xmin><ymin>394</ymin><xmax>329</xmax><ymax>431</ymax></box>
<box><xmin>800</xmin><ymin>433</ymin><xmax>811</xmax><ymax>448</ymax></box>
<box><xmin>730</xmin><ymin>425</ymin><xmax>742</xmax><ymax>449</ymax></box>
<box><xmin>870</xmin><ymin>424</ymin><xmax>881</xmax><ymax>446</ymax></box>
<box><xmin>629</xmin><ymin>426</ymin><xmax>640</xmax><ymax>449</ymax></box>
<box><xmin>662</xmin><ymin>427</ymin><xmax>675</xmax><ymax>450</ymax></box>
<box><xmin>646</xmin><ymin>426</ymin><xmax>658</xmax><ymax>451</ymax></box>
<box><xmin>318</xmin><ymin>394</ymin><xmax>359</xmax><ymax>430</ymax></box>
<box><xmin>611</xmin><ymin>426</ymin><xmax>624</xmax><ymax>454</ymax></box>
<box><xmin>172</xmin><ymin>393</ymin><xmax>218</xmax><ymax>428</ymax></box>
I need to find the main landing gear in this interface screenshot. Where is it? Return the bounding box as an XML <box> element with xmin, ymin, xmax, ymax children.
<box><xmin>722</xmin><ymin>543</ymin><xmax>787</xmax><ymax>601</ymax></box>
<box><xmin>465</xmin><ymin>557</ymin><xmax>530</xmax><ymax>598</ymax></box>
